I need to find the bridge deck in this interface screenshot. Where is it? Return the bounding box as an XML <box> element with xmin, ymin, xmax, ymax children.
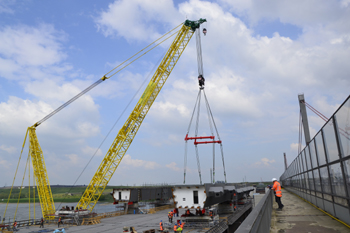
<box><xmin>10</xmin><ymin>208</ymin><xmax>218</xmax><ymax>233</ymax></box>
<box><xmin>270</xmin><ymin>189</ymin><xmax>350</xmax><ymax>233</ymax></box>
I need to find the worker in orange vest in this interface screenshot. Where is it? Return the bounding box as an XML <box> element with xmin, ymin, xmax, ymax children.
<box><xmin>271</xmin><ymin>178</ymin><xmax>284</xmax><ymax>210</ymax></box>
<box><xmin>159</xmin><ymin>220</ymin><xmax>164</xmax><ymax>232</ymax></box>
<box><xmin>173</xmin><ymin>223</ymin><xmax>177</xmax><ymax>233</ymax></box>
<box><xmin>13</xmin><ymin>221</ymin><xmax>17</xmax><ymax>230</ymax></box>
<box><xmin>180</xmin><ymin>221</ymin><xmax>185</xmax><ymax>230</ymax></box>
<box><xmin>168</xmin><ymin>211</ymin><xmax>173</xmax><ymax>223</ymax></box>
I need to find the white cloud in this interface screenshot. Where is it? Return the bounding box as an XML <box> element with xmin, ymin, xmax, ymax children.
<box><xmin>254</xmin><ymin>157</ymin><xmax>276</xmax><ymax>166</ymax></box>
<box><xmin>0</xmin><ymin>144</ymin><xmax>16</xmax><ymax>153</ymax></box>
<box><xmin>65</xmin><ymin>153</ymin><xmax>79</xmax><ymax>164</ymax></box>
<box><xmin>0</xmin><ymin>0</ymin><xmax>14</xmax><ymax>14</ymax></box>
<box><xmin>2</xmin><ymin>1</ymin><xmax>350</xmax><ymax>185</ymax></box>
<box><xmin>95</xmin><ymin>0</ymin><xmax>181</xmax><ymax>42</ymax></box>
<box><xmin>166</xmin><ymin>162</ymin><xmax>181</xmax><ymax>171</ymax></box>
<box><xmin>120</xmin><ymin>154</ymin><xmax>160</xmax><ymax>170</ymax></box>
<box><xmin>0</xmin><ymin>24</ymin><xmax>67</xmax><ymax>68</ymax></box>
<box><xmin>290</xmin><ymin>143</ymin><xmax>299</xmax><ymax>152</ymax></box>
<box><xmin>82</xmin><ymin>146</ymin><xmax>103</xmax><ymax>157</ymax></box>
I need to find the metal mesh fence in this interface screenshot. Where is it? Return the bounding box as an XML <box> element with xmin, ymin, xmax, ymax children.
<box><xmin>281</xmin><ymin>95</ymin><xmax>350</xmax><ymax>225</ymax></box>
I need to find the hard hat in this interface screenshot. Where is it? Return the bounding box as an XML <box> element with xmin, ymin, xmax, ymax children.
<box><xmin>272</xmin><ymin>178</ymin><xmax>277</xmax><ymax>182</ymax></box>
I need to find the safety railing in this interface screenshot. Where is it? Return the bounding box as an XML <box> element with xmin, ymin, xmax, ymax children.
<box><xmin>281</xmin><ymin>94</ymin><xmax>350</xmax><ymax>226</ymax></box>
<box><xmin>235</xmin><ymin>189</ymin><xmax>273</xmax><ymax>233</ymax></box>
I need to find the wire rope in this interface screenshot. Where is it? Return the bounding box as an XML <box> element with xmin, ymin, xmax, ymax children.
<box><xmin>33</xmin><ymin>24</ymin><xmax>182</xmax><ymax>128</ymax></box>
<box><xmin>184</xmin><ymin>90</ymin><xmax>201</xmax><ymax>184</ymax></box>
<box><xmin>55</xmin><ymin>50</ymin><xmax>165</xmax><ymax>211</ymax></box>
<box><xmin>203</xmin><ymin>90</ymin><xmax>215</xmax><ymax>183</ymax></box>
<box><xmin>203</xmin><ymin>90</ymin><xmax>227</xmax><ymax>182</ymax></box>
<box><xmin>14</xmin><ymin>151</ymin><xmax>31</xmax><ymax>221</ymax></box>
<box><xmin>2</xmin><ymin>129</ymin><xmax>29</xmax><ymax>224</ymax></box>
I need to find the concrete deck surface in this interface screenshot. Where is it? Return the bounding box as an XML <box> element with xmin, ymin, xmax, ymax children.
<box><xmin>270</xmin><ymin>189</ymin><xmax>350</xmax><ymax>233</ymax></box>
<box><xmin>12</xmin><ymin>208</ymin><xmax>201</xmax><ymax>233</ymax></box>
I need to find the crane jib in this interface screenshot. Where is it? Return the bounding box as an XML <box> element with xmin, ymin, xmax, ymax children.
<box><xmin>74</xmin><ymin>19</ymin><xmax>206</xmax><ymax>212</ymax></box>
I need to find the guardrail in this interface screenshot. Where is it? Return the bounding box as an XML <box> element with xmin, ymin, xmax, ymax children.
<box><xmin>0</xmin><ymin>218</ymin><xmax>41</xmax><ymax>231</ymax></box>
<box><xmin>235</xmin><ymin>189</ymin><xmax>273</xmax><ymax>233</ymax></box>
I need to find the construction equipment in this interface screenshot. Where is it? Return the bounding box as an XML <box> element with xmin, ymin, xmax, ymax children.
<box><xmin>76</xmin><ymin>18</ymin><xmax>207</xmax><ymax>212</ymax></box>
<box><xmin>183</xmin><ymin>21</ymin><xmax>227</xmax><ymax>185</ymax></box>
<box><xmin>2</xmin><ymin>18</ymin><xmax>206</xmax><ymax>221</ymax></box>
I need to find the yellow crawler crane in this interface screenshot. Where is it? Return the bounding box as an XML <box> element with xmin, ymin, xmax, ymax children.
<box><xmin>27</xmin><ymin>127</ymin><xmax>56</xmax><ymax>219</ymax></box>
<box><xmin>77</xmin><ymin>19</ymin><xmax>206</xmax><ymax>211</ymax></box>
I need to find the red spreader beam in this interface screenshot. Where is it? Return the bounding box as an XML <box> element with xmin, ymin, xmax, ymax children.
<box><xmin>185</xmin><ymin>134</ymin><xmax>222</xmax><ymax>145</ymax></box>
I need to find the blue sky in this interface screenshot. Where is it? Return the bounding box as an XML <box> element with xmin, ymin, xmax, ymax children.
<box><xmin>1</xmin><ymin>0</ymin><xmax>350</xmax><ymax>187</ymax></box>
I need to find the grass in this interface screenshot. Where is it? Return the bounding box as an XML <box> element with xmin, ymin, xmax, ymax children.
<box><xmin>0</xmin><ymin>186</ymin><xmax>120</xmax><ymax>203</ymax></box>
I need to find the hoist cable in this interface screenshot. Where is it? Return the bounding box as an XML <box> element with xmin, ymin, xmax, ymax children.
<box><xmin>196</xmin><ymin>29</ymin><xmax>204</xmax><ymax>76</ymax></box>
<box><xmin>33</xmin><ymin>24</ymin><xmax>182</xmax><ymax>128</ymax></box>
<box><xmin>195</xmin><ymin>92</ymin><xmax>202</xmax><ymax>137</ymax></box>
<box><xmin>2</xmin><ymin>128</ymin><xmax>29</xmax><ymax>224</ymax></box>
<box><xmin>14</xmin><ymin>151</ymin><xmax>31</xmax><ymax>221</ymax></box>
<box><xmin>195</xmin><ymin>145</ymin><xmax>202</xmax><ymax>185</ymax></box>
<box><xmin>194</xmin><ymin>92</ymin><xmax>202</xmax><ymax>184</ymax></box>
<box><xmin>203</xmin><ymin>90</ymin><xmax>227</xmax><ymax>183</ymax></box>
<box><xmin>55</xmin><ymin>50</ymin><xmax>165</xmax><ymax>211</ymax></box>
<box><xmin>105</xmin><ymin>23</ymin><xmax>182</xmax><ymax>77</ymax></box>
<box><xmin>28</xmin><ymin>152</ymin><xmax>31</xmax><ymax>220</ymax></box>
<box><xmin>184</xmin><ymin>150</ymin><xmax>187</xmax><ymax>181</ymax></box>
<box><xmin>203</xmin><ymin>90</ymin><xmax>222</xmax><ymax>140</ymax></box>
<box><xmin>184</xmin><ymin>90</ymin><xmax>201</xmax><ymax>184</ymax></box>
<box><xmin>186</xmin><ymin>90</ymin><xmax>201</xmax><ymax>134</ymax></box>
<box><xmin>203</xmin><ymin>89</ymin><xmax>215</xmax><ymax>183</ymax></box>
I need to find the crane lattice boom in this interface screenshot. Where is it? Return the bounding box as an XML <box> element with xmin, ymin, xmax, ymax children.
<box><xmin>28</xmin><ymin>127</ymin><xmax>55</xmax><ymax>219</ymax></box>
<box><xmin>77</xmin><ymin>19</ymin><xmax>206</xmax><ymax>211</ymax></box>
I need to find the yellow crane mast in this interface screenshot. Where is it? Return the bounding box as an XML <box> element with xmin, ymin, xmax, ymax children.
<box><xmin>77</xmin><ymin>19</ymin><xmax>206</xmax><ymax>212</ymax></box>
<box><xmin>27</xmin><ymin>127</ymin><xmax>55</xmax><ymax>219</ymax></box>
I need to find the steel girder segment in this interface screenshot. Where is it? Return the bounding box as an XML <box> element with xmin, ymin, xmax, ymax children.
<box><xmin>77</xmin><ymin>24</ymin><xmax>194</xmax><ymax>212</ymax></box>
<box><xmin>28</xmin><ymin>127</ymin><xmax>55</xmax><ymax>219</ymax></box>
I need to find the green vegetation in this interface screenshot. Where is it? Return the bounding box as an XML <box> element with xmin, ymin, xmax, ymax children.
<box><xmin>0</xmin><ymin>186</ymin><xmax>121</xmax><ymax>203</ymax></box>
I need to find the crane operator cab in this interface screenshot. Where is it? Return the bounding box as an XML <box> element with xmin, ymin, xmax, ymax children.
<box><xmin>198</xmin><ymin>75</ymin><xmax>205</xmax><ymax>89</ymax></box>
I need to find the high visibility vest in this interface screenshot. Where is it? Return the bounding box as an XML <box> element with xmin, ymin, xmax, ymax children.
<box><xmin>272</xmin><ymin>181</ymin><xmax>282</xmax><ymax>197</ymax></box>
<box><xmin>174</xmin><ymin>225</ymin><xmax>177</xmax><ymax>231</ymax></box>
<box><xmin>176</xmin><ymin>227</ymin><xmax>182</xmax><ymax>232</ymax></box>
<box><xmin>14</xmin><ymin>222</ymin><xmax>17</xmax><ymax>227</ymax></box>
<box><xmin>160</xmin><ymin>222</ymin><xmax>163</xmax><ymax>231</ymax></box>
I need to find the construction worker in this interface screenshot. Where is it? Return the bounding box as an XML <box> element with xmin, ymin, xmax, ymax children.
<box><xmin>180</xmin><ymin>221</ymin><xmax>185</xmax><ymax>230</ymax></box>
<box><xmin>40</xmin><ymin>217</ymin><xmax>44</xmax><ymax>228</ymax></box>
<box><xmin>13</xmin><ymin>221</ymin><xmax>17</xmax><ymax>230</ymax></box>
<box><xmin>58</xmin><ymin>217</ymin><xmax>62</xmax><ymax>228</ymax></box>
<box><xmin>176</xmin><ymin>224</ymin><xmax>183</xmax><ymax>233</ymax></box>
<box><xmin>271</xmin><ymin>178</ymin><xmax>284</xmax><ymax>210</ymax></box>
<box><xmin>159</xmin><ymin>220</ymin><xmax>164</xmax><ymax>232</ymax></box>
<box><xmin>170</xmin><ymin>210</ymin><xmax>174</xmax><ymax>219</ymax></box>
<box><xmin>173</xmin><ymin>223</ymin><xmax>177</xmax><ymax>233</ymax></box>
<box><xmin>168</xmin><ymin>211</ymin><xmax>173</xmax><ymax>223</ymax></box>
